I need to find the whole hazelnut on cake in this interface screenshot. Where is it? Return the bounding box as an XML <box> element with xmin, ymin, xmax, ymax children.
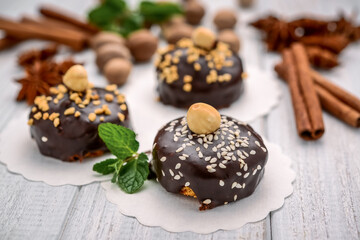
<box><xmin>151</xmin><ymin>102</ymin><xmax>268</xmax><ymax>210</ymax></box>
<box><xmin>218</xmin><ymin>29</ymin><xmax>241</xmax><ymax>52</ymax></box>
<box><xmin>104</xmin><ymin>58</ymin><xmax>133</xmax><ymax>86</ymax></box>
<box><xmin>96</xmin><ymin>43</ymin><xmax>131</xmax><ymax>71</ymax></box>
<box><xmin>213</xmin><ymin>9</ymin><xmax>238</xmax><ymax>30</ymax></box>
<box><xmin>127</xmin><ymin>29</ymin><xmax>158</xmax><ymax>62</ymax></box>
<box><xmin>155</xmin><ymin>27</ymin><xmax>245</xmax><ymax>108</ymax></box>
<box><xmin>91</xmin><ymin>32</ymin><xmax>126</xmax><ymax>50</ymax></box>
<box><xmin>184</xmin><ymin>0</ymin><xmax>205</xmax><ymax>25</ymax></box>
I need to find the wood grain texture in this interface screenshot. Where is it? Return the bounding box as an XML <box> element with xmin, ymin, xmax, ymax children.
<box><xmin>0</xmin><ymin>0</ymin><xmax>359</xmax><ymax>239</ymax></box>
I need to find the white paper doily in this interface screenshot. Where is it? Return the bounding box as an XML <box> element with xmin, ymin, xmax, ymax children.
<box><xmin>0</xmin><ymin>113</ymin><xmax>112</xmax><ymax>186</ymax></box>
<box><xmin>123</xmin><ymin>64</ymin><xmax>282</xmax><ymax>152</ymax></box>
<box><xmin>101</xmin><ymin>141</ymin><xmax>295</xmax><ymax>233</ymax></box>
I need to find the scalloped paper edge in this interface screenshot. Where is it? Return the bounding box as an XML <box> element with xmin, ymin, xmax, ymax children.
<box><xmin>101</xmin><ymin>141</ymin><xmax>295</xmax><ymax>233</ymax></box>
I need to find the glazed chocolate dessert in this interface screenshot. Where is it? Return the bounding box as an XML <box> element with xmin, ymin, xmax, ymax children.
<box><xmin>152</xmin><ymin>103</ymin><xmax>268</xmax><ymax>210</ymax></box>
<box><xmin>155</xmin><ymin>27</ymin><xmax>244</xmax><ymax>109</ymax></box>
<box><xmin>28</xmin><ymin>65</ymin><xmax>131</xmax><ymax>161</ymax></box>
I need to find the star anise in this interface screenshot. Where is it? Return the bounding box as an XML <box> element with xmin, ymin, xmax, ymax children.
<box><xmin>16</xmin><ymin>61</ymin><xmax>61</xmax><ymax>104</ymax></box>
<box><xmin>18</xmin><ymin>44</ymin><xmax>58</xmax><ymax>67</ymax></box>
<box><xmin>15</xmin><ymin>58</ymin><xmax>80</xmax><ymax>105</ymax></box>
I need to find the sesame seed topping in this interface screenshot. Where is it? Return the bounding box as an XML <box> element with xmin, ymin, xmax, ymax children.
<box><xmin>41</xmin><ymin>136</ymin><xmax>48</xmax><ymax>142</ymax></box>
<box><xmin>244</xmin><ymin>173</ymin><xmax>250</xmax><ymax>178</ymax></box>
<box><xmin>169</xmin><ymin>169</ymin><xmax>174</xmax><ymax>176</ymax></box>
<box><xmin>176</xmin><ymin>147</ymin><xmax>184</xmax><ymax>152</ymax></box>
<box><xmin>257</xmin><ymin>165</ymin><xmax>262</xmax><ymax>170</ymax></box>
<box><xmin>231</xmin><ymin>182</ymin><xmax>237</xmax><ymax>189</ymax></box>
<box><xmin>203</xmin><ymin>199</ymin><xmax>211</xmax><ymax>204</ymax></box>
<box><xmin>175</xmin><ymin>163</ymin><xmax>181</xmax><ymax>169</ymax></box>
<box><xmin>261</xmin><ymin>147</ymin><xmax>267</xmax><ymax>152</ymax></box>
<box><xmin>253</xmin><ymin>169</ymin><xmax>258</xmax><ymax>175</ymax></box>
<box><xmin>185</xmin><ymin>182</ymin><xmax>190</xmax><ymax>187</ymax></box>
<box><xmin>219</xmin><ymin>163</ymin><xmax>226</xmax><ymax>168</ymax></box>
<box><xmin>234</xmin><ymin>195</ymin><xmax>238</xmax><ymax>201</ymax></box>
<box><xmin>160</xmin><ymin>157</ymin><xmax>166</xmax><ymax>162</ymax></box>
<box><xmin>219</xmin><ymin>180</ymin><xmax>224</xmax><ymax>186</ymax></box>
<box><xmin>250</xmin><ymin>150</ymin><xmax>256</xmax><ymax>155</ymax></box>
<box><xmin>162</xmin><ymin>170</ymin><xmax>165</xmax><ymax>176</ymax></box>
<box><xmin>174</xmin><ymin>175</ymin><xmax>180</xmax><ymax>180</ymax></box>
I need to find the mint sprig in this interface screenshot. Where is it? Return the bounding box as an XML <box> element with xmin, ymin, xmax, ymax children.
<box><xmin>93</xmin><ymin>123</ymin><xmax>149</xmax><ymax>193</ymax></box>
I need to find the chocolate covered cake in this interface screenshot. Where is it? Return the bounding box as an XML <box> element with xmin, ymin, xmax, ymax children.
<box><xmin>152</xmin><ymin>103</ymin><xmax>268</xmax><ymax>210</ymax></box>
<box><xmin>155</xmin><ymin>27</ymin><xmax>244</xmax><ymax>108</ymax></box>
<box><xmin>28</xmin><ymin>65</ymin><xmax>131</xmax><ymax>162</ymax></box>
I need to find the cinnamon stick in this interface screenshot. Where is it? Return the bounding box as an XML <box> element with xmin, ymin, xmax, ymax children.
<box><xmin>39</xmin><ymin>5</ymin><xmax>99</xmax><ymax>34</ymax></box>
<box><xmin>299</xmin><ymin>35</ymin><xmax>349</xmax><ymax>54</ymax></box>
<box><xmin>281</xmin><ymin>49</ymin><xmax>313</xmax><ymax>140</ymax></box>
<box><xmin>291</xmin><ymin>43</ymin><xmax>325</xmax><ymax>139</ymax></box>
<box><xmin>310</xmin><ymin>70</ymin><xmax>360</xmax><ymax>113</ymax></box>
<box><xmin>275</xmin><ymin>63</ymin><xmax>360</xmax><ymax>128</ymax></box>
<box><xmin>0</xmin><ymin>16</ymin><xmax>87</xmax><ymax>51</ymax></box>
<box><xmin>316</xmin><ymin>86</ymin><xmax>360</xmax><ymax>127</ymax></box>
<box><xmin>0</xmin><ymin>36</ymin><xmax>22</xmax><ymax>50</ymax></box>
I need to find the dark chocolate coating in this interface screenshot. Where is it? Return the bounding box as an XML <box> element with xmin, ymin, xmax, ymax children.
<box><xmin>152</xmin><ymin>116</ymin><xmax>268</xmax><ymax>210</ymax></box>
<box><xmin>29</xmin><ymin>88</ymin><xmax>131</xmax><ymax>162</ymax></box>
<box><xmin>156</xmin><ymin>46</ymin><xmax>244</xmax><ymax>109</ymax></box>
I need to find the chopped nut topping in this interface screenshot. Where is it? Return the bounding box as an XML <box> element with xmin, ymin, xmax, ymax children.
<box><xmin>104</xmin><ymin>108</ymin><xmax>112</xmax><ymax>115</ymax></box>
<box><xmin>82</xmin><ymin>99</ymin><xmax>90</xmax><ymax>105</ymax></box>
<box><xmin>99</xmin><ymin>116</ymin><xmax>105</xmax><ymax>122</ymax></box>
<box><xmin>42</xmin><ymin>112</ymin><xmax>49</xmax><ymax>120</ymax></box>
<box><xmin>53</xmin><ymin>118</ymin><xmax>60</xmax><ymax>127</ymax></box>
<box><xmin>120</xmin><ymin>104</ymin><xmax>127</xmax><ymax>111</ymax></box>
<box><xmin>75</xmin><ymin>97</ymin><xmax>82</xmax><ymax>104</ymax></box>
<box><xmin>70</xmin><ymin>93</ymin><xmax>78</xmax><ymax>101</ymax></box>
<box><xmin>49</xmin><ymin>87</ymin><xmax>59</xmax><ymax>95</ymax></box>
<box><xmin>46</xmin><ymin>96</ymin><xmax>52</xmax><ymax>101</ymax></box>
<box><xmin>194</xmin><ymin>62</ymin><xmax>201</xmax><ymax>71</ymax></box>
<box><xmin>33</xmin><ymin>112</ymin><xmax>42</xmax><ymax>120</ymax></box>
<box><xmin>27</xmin><ymin>118</ymin><xmax>34</xmax><ymax>126</ymax></box>
<box><xmin>118</xmin><ymin>112</ymin><xmax>125</xmax><ymax>121</ymax></box>
<box><xmin>94</xmin><ymin>108</ymin><xmax>104</xmax><ymax>114</ymax></box>
<box><xmin>88</xmin><ymin>113</ymin><xmax>96</xmax><ymax>122</ymax></box>
<box><xmin>93</xmin><ymin>100</ymin><xmax>101</xmax><ymax>106</ymax></box>
<box><xmin>64</xmin><ymin>107</ymin><xmax>75</xmax><ymax>115</ymax></box>
<box><xmin>57</xmin><ymin>84</ymin><xmax>68</xmax><ymax>93</ymax></box>
<box><xmin>105</xmin><ymin>94</ymin><xmax>114</xmax><ymax>102</ymax></box>
<box><xmin>183</xmin><ymin>75</ymin><xmax>193</xmax><ymax>83</ymax></box>
<box><xmin>74</xmin><ymin>111</ymin><xmax>81</xmax><ymax>117</ymax></box>
<box><xmin>117</xmin><ymin>94</ymin><xmax>125</xmax><ymax>104</ymax></box>
<box><xmin>105</xmin><ymin>84</ymin><xmax>117</xmax><ymax>92</ymax></box>
<box><xmin>31</xmin><ymin>107</ymin><xmax>37</xmax><ymax>113</ymax></box>
<box><xmin>53</xmin><ymin>98</ymin><xmax>59</xmax><ymax>104</ymax></box>
<box><xmin>49</xmin><ymin>112</ymin><xmax>60</xmax><ymax>121</ymax></box>
<box><xmin>183</xmin><ymin>83</ymin><xmax>192</xmax><ymax>92</ymax></box>
<box><xmin>241</xmin><ymin>72</ymin><xmax>248</xmax><ymax>79</ymax></box>
<box><xmin>92</xmin><ymin>94</ymin><xmax>99</xmax><ymax>100</ymax></box>
<box><xmin>78</xmin><ymin>104</ymin><xmax>85</xmax><ymax>108</ymax></box>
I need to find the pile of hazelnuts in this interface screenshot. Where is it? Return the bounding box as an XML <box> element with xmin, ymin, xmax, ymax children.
<box><xmin>91</xmin><ymin>30</ymin><xmax>158</xmax><ymax>86</ymax></box>
<box><xmin>163</xmin><ymin>0</ymin><xmax>241</xmax><ymax>53</ymax></box>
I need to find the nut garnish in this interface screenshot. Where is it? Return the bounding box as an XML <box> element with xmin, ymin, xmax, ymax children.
<box><xmin>63</xmin><ymin>65</ymin><xmax>89</xmax><ymax>92</ymax></box>
<box><xmin>64</xmin><ymin>107</ymin><xmax>75</xmax><ymax>115</ymax></box>
<box><xmin>186</xmin><ymin>103</ymin><xmax>221</xmax><ymax>134</ymax></box>
<box><xmin>27</xmin><ymin>119</ymin><xmax>34</xmax><ymax>126</ymax></box>
<box><xmin>88</xmin><ymin>113</ymin><xmax>96</xmax><ymax>122</ymax></box>
<box><xmin>53</xmin><ymin>118</ymin><xmax>60</xmax><ymax>127</ymax></box>
<box><xmin>192</xmin><ymin>27</ymin><xmax>216</xmax><ymax>50</ymax></box>
<box><xmin>74</xmin><ymin>111</ymin><xmax>81</xmax><ymax>117</ymax></box>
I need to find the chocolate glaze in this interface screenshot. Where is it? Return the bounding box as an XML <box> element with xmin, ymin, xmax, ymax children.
<box><xmin>29</xmin><ymin>87</ymin><xmax>131</xmax><ymax>162</ymax></box>
<box><xmin>156</xmin><ymin>43</ymin><xmax>244</xmax><ymax>109</ymax></box>
<box><xmin>152</xmin><ymin>115</ymin><xmax>268</xmax><ymax>210</ymax></box>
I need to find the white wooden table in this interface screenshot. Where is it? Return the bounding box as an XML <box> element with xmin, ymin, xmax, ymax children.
<box><xmin>0</xmin><ymin>0</ymin><xmax>360</xmax><ymax>239</ymax></box>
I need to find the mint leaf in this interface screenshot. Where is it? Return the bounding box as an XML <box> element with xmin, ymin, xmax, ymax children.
<box><xmin>139</xmin><ymin>1</ymin><xmax>183</xmax><ymax>24</ymax></box>
<box><xmin>98</xmin><ymin>123</ymin><xmax>139</xmax><ymax>159</ymax></box>
<box><xmin>93</xmin><ymin>158</ymin><xmax>118</xmax><ymax>175</ymax></box>
<box><xmin>118</xmin><ymin>153</ymin><xmax>149</xmax><ymax>193</ymax></box>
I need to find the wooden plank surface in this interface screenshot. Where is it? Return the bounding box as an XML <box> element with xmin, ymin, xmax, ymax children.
<box><xmin>0</xmin><ymin>0</ymin><xmax>359</xmax><ymax>239</ymax></box>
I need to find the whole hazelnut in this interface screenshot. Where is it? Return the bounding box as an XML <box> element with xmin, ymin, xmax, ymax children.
<box><xmin>239</xmin><ymin>0</ymin><xmax>255</xmax><ymax>7</ymax></box>
<box><xmin>213</xmin><ymin>9</ymin><xmax>237</xmax><ymax>30</ymax></box>
<box><xmin>63</xmin><ymin>65</ymin><xmax>88</xmax><ymax>92</ymax></box>
<box><xmin>218</xmin><ymin>29</ymin><xmax>241</xmax><ymax>52</ymax></box>
<box><xmin>161</xmin><ymin>15</ymin><xmax>186</xmax><ymax>31</ymax></box>
<box><xmin>90</xmin><ymin>32</ymin><xmax>126</xmax><ymax>50</ymax></box>
<box><xmin>165</xmin><ymin>24</ymin><xmax>193</xmax><ymax>44</ymax></box>
<box><xmin>103</xmin><ymin>58</ymin><xmax>132</xmax><ymax>86</ymax></box>
<box><xmin>192</xmin><ymin>27</ymin><xmax>216</xmax><ymax>50</ymax></box>
<box><xmin>185</xmin><ymin>0</ymin><xmax>205</xmax><ymax>25</ymax></box>
<box><xmin>96</xmin><ymin>43</ymin><xmax>131</xmax><ymax>71</ymax></box>
<box><xmin>187</xmin><ymin>103</ymin><xmax>221</xmax><ymax>134</ymax></box>
<box><xmin>127</xmin><ymin>29</ymin><xmax>158</xmax><ymax>62</ymax></box>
